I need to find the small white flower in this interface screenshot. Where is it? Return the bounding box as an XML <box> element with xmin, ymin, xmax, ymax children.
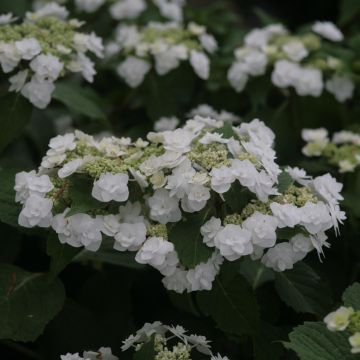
<box><xmin>270</xmin><ymin>202</ymin><xmax>301</xmax><ymax>228</ymax></box>
<box><xmin>119</xmin><ymin>201</ymin><xmax>145</xmax><ymax>224</ymax></box>
<box><xmin>162</xmin><ymin>129</ymin><xmax>194</xmax><ymax>153</ymax></box>
<box><xmin>285</xmin><ymin>166</ymin><xmax>311</xmax><ymax>186</ymax></box>
<box><xmin>154</xmin><ymin>116</ymin><xmax>179</xmax><ymax>132</ymax></box>
<box><xmin>349</xmin><ymin>332</ymin><xmax>360</xmax><ymax>354</ymax></box>
<box><xmin>9</xmin><ymin>70</ymin><xmax>28</xmax><ymax>92</ymax></box>
<box><xmin>58</xmin><ymin>159</ymin><xmax>84</xmax><ymax>178</ymax></box>
<box><xmin>92</xmin><ymin>173</ymin><xmax>129</xmax><ymax>202</ymax></box>
<box><xmin>75</xmin><ymin>0</ymin><xmax>106</xmax><ymax>13</ymax></box>
<box><xmin>210</xmin><ymin>166</ymin><xmax>236</xmax><ymax>194</ymax></box>
<box><xmin>199</xmin><ymin>33</ymin><xmax>218</xmax><ymax>53</ymax></box>
<box><xmin>199</xmin><ymin>132</ymin><xmax>228</xmax><ymax>145</ymax></box>
<box><xmin>117</xmin><ymin>56</ymin><xmax>151</xmax><ymax>87</ymax></box>
<box><xmin>326</xmin><ymin>75</ymin><xmax>354</xmax><ymax>102</ymax></box>
<box><xmin>300</xmin><ymin>201</ymin><xmax>332</xmax><ymax>234</ymax></box>
<box><xmin>302</xmin><ymin>128</ymin><xmax>329</xmax><ymax>142</ymax></box>
<box><xmin>30</xmin><ymin>54</ymin><xmax>64</xmax><ymax>81</ymax></box>
<box><xmin>109</xmin><ymin>0</ymin><xmax>146</xmax><ymax>20</ymax></box>
<box><xmin>190</xmin><ymin>50</ymin><xmax>210</xmax><ymax>80</ymax></box>
<box><xmin>60</xmin><ymin>353</ymin><xmax>84</xmax><ymax>360</ymax></box>
<box><xmin>201</xmin><ymin>217</ymin><xmax>221</xmax><ymax>247</ymax></box>
<box><xmin>0</xmin><ymin>13</ymin><xmax>17</xmax><ymax>25</ymax></box>
<box><xmin>181</xmin><ymin>184</ymin><xmax>211</xmax><ymax>213</ymax></box>
<box><xmin>311</xmin><ymin>173</ymin><xmax>343</xmax><ymax>204</ymax></box>
<box><xmin>243</xmin><ymin>212</ymin><xmax>278</xmax><ymax>248</ymax></box>
<box><xmin>324</xmin><ymin>306</ymin><xmax>354</xmax><ymax>331</ymax></box>
<box><xmin>312</xmin><ymin>21</ymin><xmax>343</xmax><ymax>42</ymax></box>
<box><xmin>214</xmin><ymin>224</ymin><xmax>253</xmax><ymax>261</ymax></box>
<box><xmin>271</xmin><ymin>60</ymin><xmax>299</xmax><ymax>89</ymax></box>
<box><xmin>18</xmin><ymin>194</ymin><xmax>53</xmax><ymax>228</ymax></box>
<box><xmin>15</xmin><ymin>38</ymin><xmax>41</xmax><ymax>60</ymax></box>
<box><xmin>294</xmin><ymin>67</ymin><xmax>323</xmax><ymax>97</ymax></box>
<box><xmin>0</xmin><ymin>43</ymin><xmax>21</xmax><ymax>73</ymax></box>
<box><xmin>227</xmin><ymin>61</ymin><xmax>249</xmax><ymax>92</ymax></box>
<box><xmin>114</xmin><ymin>222</ymin><xmax>147</xmax><ymax>251</ymax></box>
<box><xmin>21</xmin><ymin>78</ymin><xmax>55</xmax><ymax>109</ymax></box>
<box><xmin>83</xmin><ymin>347</ymin><xmax>118</xmax><ymax>360</ymax></box>
<box><xmin>282</xmin><ymin>41</ymin><xmax>308</xmax><ymax>62</ymax></box>
<box><xmin>148</xmin><ymin>189</ymin><xmax>182</xmax><ymax>224</ymax></box>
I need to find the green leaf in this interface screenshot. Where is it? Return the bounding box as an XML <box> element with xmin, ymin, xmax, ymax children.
<box><xmin>0</xmin><ymin>264</ymin><xmax>65</xmax><ymax>342</ymax></box>
<box><xmin>0</xmin><ymin>93</ymin><xmax>32</xmax><ymax>152</ymax></box>
<box><xmin>133</xmin><ymin>335</ymin><xmax>156</xmax><ymax>360</ymax></box>
<box><xmin>68</xmin><ymin>175</ymin><xmax>104</xmax><ymax>216</ymax></box>
<box><xmin>53</xmin><ymin>82</ymin><xmax>106</xmax><ymax>120</ymax></box>
<box><xmin>169</xmin><ymin>209</ymin><xmax>213</xmax><ymax>268</ymax></box>
<box><xmin>276</xmin><ymin>226</ymin><xmax>308</xmax><ymax>240</ymax></box>
<box><xmin>342</xmin><ymin>282</ymin><xmax>360</xmax><ymax>310</ymax></box>
<box><xmin>197</xmin><ymin>273</ymin><xmax>260</xmax><ymax>336</ymax></box>
<box><xmin>277</xmin><ymin>171</ymin><xmax>294</xmax><ymax>194</ymax></box>
<box><xmin>239</xmin><ymin>258</ymin><xmax>275</xmax><ymax>290</ymax></box>
<box><xmin>168</xmin><ymin>292</ymin><xmax>200</xmax><ymax>316</ymax></box>
<box><xmin>287</xmin><ymin>322</ymin><xmax>354</xmax><ymax>360</ymax></box>
<box><xmin>253</xmin><ymin>7</ymin><xmax>280</xmax><ymax>25</ymax></box>
<box><xmin>339</xmin><ymin>0</ymin><xmax>360</xmax><ymax>26</ymax></box>
<box><xmin>46</xmin><ymin>233</ymin><xmax>81</xmax><ymax>280</ymax></box>
<box><xmin>76</xmin><ymin>248</ymin><xmax>146</xmax><ymax>270</ymax></box>
<box><xmin>223</xmin><ymin>181</ymin><xmax>253</xmax><ymax>213</ymax></box>
<box><xmin>275</xmin><ymin>262</ymin><xmax>332</xmax><ymax>316</ymax></box>
<box><xmin>0</xmin><ymin>168</ymin><xmax>22</xmax><ymax>228</ymax></box>
<box><xmin>214</xmin><ymin>122</ymin><xmax>240</xmax><ymax>140</ymax></box>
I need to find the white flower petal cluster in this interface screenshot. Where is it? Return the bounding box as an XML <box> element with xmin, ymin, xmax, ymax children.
<box><xmin>302</xmin><ymin>127</ymin><xmax>360</xmax><ymax>173</ymax></box>
<box><xmin>16</xmin><ymin>113</ymin><xmax>345</xmax><ymax>291</ymax></box>
<box><xmin>109</xmin><ymin>22</ymin><xmax>216</xmax><ymax>87</ymax></box>
<box><xmin>61</xmin><ymin>347</ymin><xmax>118</xmax><ymax>360</ymax></box>
<box><xmin>121</xmin><ymin>321</ymin><xmax>228</xmax><ymax>359</ymax></box>
<box><xmin>227</xmin><ymin>22</ymin><xmax>354</xmax><ymax>102</ymax></box>
<box><xmin>0</xmin><ymin>7</ymin><xmax>103</xmax><ymax>108</ymax></box>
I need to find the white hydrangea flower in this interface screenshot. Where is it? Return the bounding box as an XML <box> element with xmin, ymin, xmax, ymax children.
<box><xmin>282</xmin><ymin>41</ymin><xmax>308</xmax><ymax>62</ymax></box>
<box><xmin>285</xmin><ymin>166</ymin><xmax>312</xmax><ymax>186</ymax></box>
<box><xmin>162</xmin><ymin>267</ymin><xmax>190</xmax><ymax>293</ymax></box>
<box><xmin>114</xmin><ymin>222</ymin><xmax>147</xmax><ymax>251</ymax></box>
<box><xmin>326</xmin><ymin>75</ymin><xmax>354</xmax><ymax>102</ymax></box>
<box><xmin>238</xmin><ymin>118</ymin><xmax>275</xmax><ymax>148</ymax></box>
<box><xmin>261</xmin><ymin>242</ymin><xmax>303</xmax><ymax>271</ymax></box>
<box><xmin>311</xmin><ymin>173</ymin><xmax>343</xmax><ymax>204</ymax></box>
<box><xmin>189</xmin><ymin>50</ymin><xmax>210</xmax><ymax>79</ymax></box>
<box><xmin>18</xmin><ymin>194</ymin><xmax>53</xmax><ymax>228</ymax></box>
<box><xmin>15</xmin><ymin>38</ymin><xmax>41</xmax><ymax>60</ymax></box>
<box><xmin>324</xmin><ymin>306</ymin><xmax>354</xmax><ymax>331</ymax></box>
<box><xmin>30</xmin><ymin>53</ymin><xmax>64</xmax><ymax>81</ymax></box>
<box><xmin>181</xmin><ymin>184</ymin><xmax>211</xmax><ymax>212</ymax></box>
<box><xmin>312</xmin><ymin>21</ymin><xmax>344</xmax><ymax>42</ymax></box>
<box><xmin>75</xmin><ymin>0</ymin><xmax>106</xmax><ymax>13</ymax></box>
<box><xmin>21</xmin><ymin>78</ymin><xmax>55</xmax><ymax>109</ymax></box>
<box><xmin>60</xmin><ymin>353</ymin><xmax>84</xmax><ymax>360</ymax></box>
<box><xmin>210</xmin><ymin>166</ymin><xmax>236</xmax><ymax>194</ymax></box>
<box><xmin>299</xmin><ymin>201</ymin><xmax>332</xmax><ymax>234</ymax></box>
<box><xmin>201</xmin><ymin>216</ymin><xmax>221</xmax><ymax>247</ymax></box>
<box><xmin>83</xmin><ymin>347</ymin><xmax>118</xmax><ymax>360</ymax></box>
<box><xmin>109</xmin><ymin>0</ymin><xmax>146</xmax><ymax>20</ymax></box>
<box><xmin>148</xmin><ymin>189</ymin><xmax>182</xmax><ymax>224</ymax></box>
<box><xmin>0</xmin><ymin>13</ymin><xmax>17</xmax><ymax>25</ymax></box>
<box><xmin>243</xmin><ymin>212</ymin><xmax>278</xmax><ymax>248</ymax></box>
<box><xmin>92</xmin><ymin>173</ymin><xmax>129</xmax><ymax>202</ymax></box>
<box><xmin>199</xmin><ymin>33</ymin><xmax>218</xmax><ymax>54</ymax></box>
<box><xmin>9</xmin><ymin>70</ymin><xmax>28</xmax><ymax>92</ymax></box>
<box><xmin>227</xmin><ymin>61</ymin><xmax>249</xmax><ymax>92</ymax></box>
<box><xmin>154</xmin><ymin>116</ymin><xmax>179</xmax><ymax>132</ymax></box>
<box><xmin>0</xmin><ymin>43</ymin><xmax>21</xmax><ymax>73</ymax></box>
<box><xmin>301</xmin><ymin>128</ymin><xmax>328</xmax><ymax>142</ymax></box>
<box><xmin>14</xmin><ymin>170</ymin><xmax>53</xmax><ymax>203</ymax></box>
<box><xmin>99</xmin><ymin>214</ymin><xmax>122</xmax><ymax>237</ymax></box>
<box><xmin>27</xmin><ymin>3</ymin><xmax>69</xmax><ymax>20</ymax></box>
<box><xmin>214</xmin><ymin>224</ymin><xmax>253</xmax><ymax>261</ymax></box>
<box><xmin>119</xmin><ymin>201</ymin><xmax>145</xmax><ymax>224</ymax></box>
<box><xmin>271</xmin><ymin>60</ymin><xmax>299</xmax><ymax>88</ymax></box>
<box><xmin>293</xmin><ymin>67</ymin><xmax>323</xmax><ymax>97</ymax></box>
<box><xmin>135</xmin><ymin>236</ymin><xmax>178</xmax><ymax>275</ymax></box>
<box><xmin>270</xmin><ymin>202</ymin><xmax>301</xmax><ymax>228</ymax></box>
<box><xmin>349</xmin><ymin>333</ymin><xmax>360</xmax><ymax>354</ymax></box>
<box><xmin>290</xmin><ymin>233</ymin><xmax>314</xmax><ymax>254</ymax></box>
<box><xmin>58</xmin><ymin>158</ymin><xmax>84</xmax><ymax>178</ymax></box>
<box><xmin>234</xmin><ymin>48</ymin><xmax>268</xmax><ymax>76</ymax></box>
<box><xmin>117</xmin><ymin>56</ymin><xmax>151</xmax><ymax>87</ymax></box>
<box><xmin>162</xmin><ymin>129</ymin><xmax>194</xmax><ymax>153</ymax></box>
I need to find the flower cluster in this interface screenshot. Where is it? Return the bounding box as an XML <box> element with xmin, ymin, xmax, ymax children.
<box><xmin>107</xmin><ymin>21</ymin><xmax>217</xmax><ymax>87</ymax></box>
<box><xmin>15</xmin><ymin>113</ymin><xmax>345</xmax><ymax>293</ymax></box>
<box><xmin>33</xmin><ymin>0</ymin><xmax>185</xmax><ymax>21</ymax></box>
<box><xmin>227</xmin><ymin>22</ymin><xmax>355</xmax><ymax>102</ymax></box>
<box><xmin>302</xmin><ymin>128</ymin><xmax>360</xmax><ymax>173</ymax></box>
<box><xmin>61</xmin><ymin>347</ymin><xmax>117</xmax><ymax>360</ymax></box>
<box><xmin>324</xmin><ymin>306</ymin><xmax>360</xmax><ymax>354</ymax></box>
<box><xmin>121</xmin><ymin>321</ymin><xmax>229</xmax><ymax>359</ymax></box>
<box><xmin>0</xmin><ymin>4</ymin><xmax>103</xmax><ymax>109</ymax></box>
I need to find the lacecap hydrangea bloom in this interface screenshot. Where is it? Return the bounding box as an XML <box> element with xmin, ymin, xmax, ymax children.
<box><xmin>106</xmin><ymin>21</ymin><xmax>217</xmax><ymax>87</ymax></box>
<box><xmin>227</xmin><ymin>22</ymin><xmax>355</xmax><ymax>102</ymax></box>
<box><xmin>33</xmin><ymin>0</ymin><xmax>185</xmax><ymax>21</ymax></box>
<box><xmin>121</xmin><ymin>321</ymin><xmax>230</xmax><ymax>359</ymax></box>
<box><xmin>15</xmin><ymin>113</ymin><xmax>345</xmax><ymax>293</ymax></box>
<box><xmin>324</xmin><ymin>305</ymin><xmax>360</xmax><ymax>354</ymax></box>
<box><xmin>0</xmin><ymin>3</ymin><xmax>103</xmax><ymax>109</ymax></box>
<box><xmin>302</xmin><ymin>128</ymin><xmax>360</xmax><ymax>173</ymax></box>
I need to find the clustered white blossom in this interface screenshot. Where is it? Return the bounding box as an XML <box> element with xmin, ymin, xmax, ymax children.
<box><xmin>106</xmin><ymin>21</ymin><xmax>217</xmax><ymax>87</ymax></box>
<box><xmin>324</xmin><ymin>306</ymin><xmax>360</xmax><ymax>354</ymax></box>
<box><xmin>227</xmin><ymin>22</ymin><xmax>355</xmax><ymax>102</ymax></box>
<box><xmin>33</xmin><ymin>0</ymin><xmax>185</xmax><ymax>21</ymax></box>
<box><xmin>121</xmin><ymin>321</ymin><xmax>230</xmax><ymax>359</ymax></box>
<box><xmin>0</xmin><ymin>4</ymin><xmax>103</xmax><ymax>109</ymax></box>
<box><xmin>15</xmin><ymin>113</ymin><xmax>345</xmax><ymax>293</ymax></box>
<box><xmin>302</xmin><ymin>128</ymin><xmax>360</xmax><ymax>173</ymax></box>
<box><xmin>61</xmin><ymin>347</ymin><xmax>118</xmax><ymax>360</ymax></box>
